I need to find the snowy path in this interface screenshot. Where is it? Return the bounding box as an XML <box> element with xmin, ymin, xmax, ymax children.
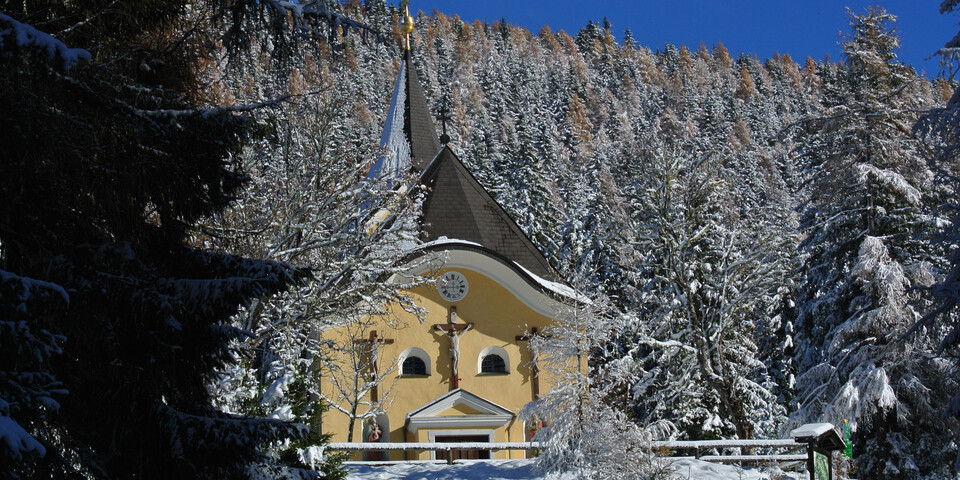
<box><xmin>345</xmin><ymin>459</ymin><xmax>545</xmax><ymax>480</ymax></box>
<box><xmin>344</xmin><ymin>458</ymin><xmax>800</xmax><ymax>480</ymax></box>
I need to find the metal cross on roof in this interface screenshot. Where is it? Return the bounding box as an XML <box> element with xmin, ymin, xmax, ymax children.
<box><xmin>436</xmin><ymin>101</ymin><xmax>452</xmax><ymax>145</ymax></box>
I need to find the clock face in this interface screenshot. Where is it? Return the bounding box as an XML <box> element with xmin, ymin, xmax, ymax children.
<box><xmin>437</xmin><ymin>271</ymin><xmax>469</xmax><ymax>302</ymax></box>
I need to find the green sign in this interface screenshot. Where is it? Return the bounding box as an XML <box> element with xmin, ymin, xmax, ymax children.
<box><xmin>814</xmin><ymin>451</ymin><xmax>830</xmax><ymax>480</ymax></box>
<box><xmin>844</xmin><ymin>420</ymin><xmax>853</xmax><ymax>458</ymax></box>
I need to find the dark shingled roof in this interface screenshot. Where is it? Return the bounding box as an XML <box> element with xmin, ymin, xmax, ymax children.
<box><xmin>382</xmin><ymin>51</ymin><xmax>559</xmax><ymax>282</ymax></box>
<box><xmin>403</xmin><ymin>50</ymin><xmax>441</xmax><ymax>172</ymax></box>
<box><xmin>418</xmin><ymin>146</ymin><xmax>558</xmax><ymax>281</ymax></box>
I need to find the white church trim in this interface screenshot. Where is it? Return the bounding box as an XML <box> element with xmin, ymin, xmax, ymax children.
<box><xmin>391</xmin><ymin>245</ymin><xmax>569</xmax><ymax>318</ymax></box>
<box><xmin>404</xmin><ymin>388</ymin><xmax>515</xmax><ymax>434</ymax></box>
<box><xmin>477</xmin><ymin>345</ymin><xmax>510</xmax><ymax>374</ymax></box>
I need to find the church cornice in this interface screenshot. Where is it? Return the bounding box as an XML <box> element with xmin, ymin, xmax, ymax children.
<box><xmin>394</xmin><ymin>243</ymin><xmax>578</xmax><ymax>318</ymax></box>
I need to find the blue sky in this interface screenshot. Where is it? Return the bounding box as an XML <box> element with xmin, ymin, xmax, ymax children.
<box><xmin>419</xmin><ymin>1</ymin><xmax>957</xmax><ymax>76</ymax></box>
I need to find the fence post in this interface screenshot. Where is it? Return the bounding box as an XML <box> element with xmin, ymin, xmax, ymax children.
<box><xmin>446</xmin><ymin>446</ymin><xmax>454</xmax><ymax>465</ymax></box>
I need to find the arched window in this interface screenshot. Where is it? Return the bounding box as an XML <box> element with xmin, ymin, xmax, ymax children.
<box><xmin>402</xmin><ymin>356</ymin><xmax>427</xmax><ymax>375</ymax></box>
<box><xmin>481</xmin><ymin>354</ymin><xmax>506</xmax><ymax>373</ymax></box>
<box><xmin>399</xmin><ymin>347</ymin><xmax>431</xmax><ymax>376</ymax></box>
<box><xmin>477</xmin><ymin>346</ymin><xmax>510</xmax><ymax>374</ymax></box>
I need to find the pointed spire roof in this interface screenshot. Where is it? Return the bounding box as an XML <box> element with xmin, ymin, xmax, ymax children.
<box><xmin>366</xmin><ymin>61</ymin><xmax>411</xmax><ymax>184</ymax></box>
<box><xmin>419</xmin><ymin>147</ymin><xmax>558</xmax><ymax>281</ymax></box>
<box><xmin>370</xmin><ymin>29</ymin><xmax>558</xmax><ymax>282</ymax></box>
<box><xmin>402</xmin><ymin>49</ymin><xmax>441</xmax><ymax>171</ymax></box>
<box><xmin>367</xmin><ymin>50</ymin><xmax>441</xmax><ymax>183</ymax></box>
<box><xmin>394</xmin><ymin>4</ymin><xmax>439</xmax><ymax>169</ymax></box>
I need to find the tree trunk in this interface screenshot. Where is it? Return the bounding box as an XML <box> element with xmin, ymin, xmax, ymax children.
<box><xmin>346</xmin><ymin>406</ymin><xmax>357</xmax><ymax>443</ymax></box>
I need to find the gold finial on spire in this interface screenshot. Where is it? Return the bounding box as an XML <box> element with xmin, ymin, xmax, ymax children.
<box><xmin>400</xmin><ymin>5</ymin><xmax>415</xmax><ymax>50</ymax></box>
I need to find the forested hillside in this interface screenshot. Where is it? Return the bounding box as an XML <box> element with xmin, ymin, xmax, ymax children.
<box><xmin>201</xmin><ymin>3</ymin><xmax>959</xmax><ymax>478</ymax></box>
<box><xmin>4</xmin><ymin>1</ymin><xmax>960</xmax><ymax>479</ymax></box>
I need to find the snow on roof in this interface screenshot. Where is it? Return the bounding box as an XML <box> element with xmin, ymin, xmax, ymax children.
<box><xmin>366</xmin><ymin>62</ymin><xmax>410</xmax><ymax>185</ymax></box>
<box><xmin>417</xmin><ymin>236</ymin><xmax>483</xmax><ymax>250</ymax></box>
<box><xmin>790</xmin><ymin>422</ymin><xmax>835</xmax><ymax>440</ymax></box>
<box><xmin>511</xmin><ymin>262</ymin><xmax>587</xmax><ymax>304</ymax></box>
<box><xmin>410</xmin><ymin>237</ymin><xmax>583</xmax><ymax>303</ymax></box>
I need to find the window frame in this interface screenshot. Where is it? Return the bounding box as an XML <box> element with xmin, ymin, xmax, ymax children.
<box><xmin>398</xmin><ymin>347</ymin><xmax>431</xmax><ymax>377</ymax></box>
<box><xmin>477</xmin><ymin>345</ymin><xmax>510</xmax><ymax>375</ymax></box>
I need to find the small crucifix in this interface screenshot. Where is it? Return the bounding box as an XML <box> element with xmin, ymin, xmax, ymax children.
<box><xmin>355</xmin><ymin>330</ymin><xmax>394</xmax><ymax>402</ymax></box>
<box><xmin>436</xmin><ymin>101</ymin><xmax>452</xmax><ymax>145</ymax></box>
<box><xmin>433</xmin><ymin>306</ymin><xmax>473</xmax><ymax>390</ymax></box>
<box><xmin>516</xmin><ymin>327</ymin><xmax>542</xmax><ymax>400</ymax></box>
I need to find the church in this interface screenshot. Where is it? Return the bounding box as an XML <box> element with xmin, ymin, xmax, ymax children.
<box><xmin>317</xmin><ymin>8</ymin><xmax>576</xmax><ymax>461</ymax></box>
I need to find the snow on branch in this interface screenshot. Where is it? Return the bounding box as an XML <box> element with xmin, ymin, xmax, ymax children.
<box><xmin>137</xmin><ymin>95</ymin><xmax>295</xmax><ymax>118</ymax></box>
<box><xmin>0</xmin><ymin>404</ymin><xmax>45</xmax><ymax>462</ymax></box>
<box><xmin>259</xmin><ymin>0</ymin><xmax>384</xmax><ymax>44</ymax></box>
<box><xmin>0</xmin><ymin>13</ymin><xmax>90</xmax><ymax>71</ymax></box>
<box><xmin>0</xmin><ymin>270</ymin><xmax>69</xmax><ymax>309</ymax></box>
<box><xmin>856</xmin><ymin>163</ymin><xmax>921</xmax><ymax>205</ymax></box>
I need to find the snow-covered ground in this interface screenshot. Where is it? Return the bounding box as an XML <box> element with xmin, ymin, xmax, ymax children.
<box><xmin>345</xmin><ymin>458</ymin><xmax>800</xmax><ymax>480</ymax></box>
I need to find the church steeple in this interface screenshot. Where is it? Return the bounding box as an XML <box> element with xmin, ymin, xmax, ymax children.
<box><xmin>367</xmin><ymin>7</ymin><xmax>441</xmax><ymax>182</ymax></box>
<box><xmin>368</xmin><ymin>6</ymin><xmax>558</xmax><ymax>281</ymax></box>
<box><xmin>402</xmin><ymin>48</ymin><xmax>442</xmax><ymax>171</ymax></box>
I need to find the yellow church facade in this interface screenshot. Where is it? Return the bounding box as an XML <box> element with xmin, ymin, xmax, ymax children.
<box><xmin>318</xmin><ymin>246</ymin><xmax>569</xmax><ymax>460</ymax></box>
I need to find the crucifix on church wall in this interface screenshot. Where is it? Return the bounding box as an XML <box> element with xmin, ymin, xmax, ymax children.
<box><xmin>354</xmin><ymin>330</ymin><xmax>394</xmax><ymax>402</ymax></box>
<box><xmin>516</xmin><ymin>327</ymin><xmax>542</xmax><ymax>400</ymax></box>
<box><xmin>433</xmin><ymin>306</ymin><xmax>473</xmax><ymax>390</ymax></box>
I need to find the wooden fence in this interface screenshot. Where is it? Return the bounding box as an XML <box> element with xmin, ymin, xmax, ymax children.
<box><xmin>656</xmin><ymin>438</ymin><xmax>807</xmax><ymax>463</ymax></box>
<box><xmin>328</xmin><ymin>438</ymin><xmax>808</xmax><ymax>466</ymax></box>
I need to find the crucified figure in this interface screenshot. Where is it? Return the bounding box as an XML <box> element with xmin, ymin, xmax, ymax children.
<box><xmin>433</xmin><ymin>319</ymin><xmax>473</xmax><ymax>390</ymax></box>
<box><xmin>446</xmin><ymin>323</ymin><xmax>472</xmax><ymax>379</ymax></box>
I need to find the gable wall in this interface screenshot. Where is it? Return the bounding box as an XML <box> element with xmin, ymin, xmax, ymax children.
<box><xmin>318</xmin><ymin>265</ymin><xmax>559</xmax><ymax>460</ymax></box>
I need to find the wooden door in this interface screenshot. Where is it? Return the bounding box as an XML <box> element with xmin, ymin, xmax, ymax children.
<box><xmin>435</xmin><ymin>435</ymin><xmax>491</xmax><ymax>461</ymax></box>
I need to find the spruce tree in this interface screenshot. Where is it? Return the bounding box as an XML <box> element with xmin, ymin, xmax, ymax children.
<box><xmin>0</xmin><ymin>1</ymin><xmax>372</xmax><ymax>478</ymax></box>
<box><xmin>912</xmin><ymin>0</ymin><xmax>960</xmax><ymax>474</ymax></box>
<box><xmin>792</xmin><ymin>8</ymin><xmax>956</xmax><ymax>478</ymax></box>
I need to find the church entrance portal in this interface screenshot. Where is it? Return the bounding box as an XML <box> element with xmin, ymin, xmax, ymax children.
<box><xmin>434</xmin><ymin>435</ymin><xmax>491</xmax><ymax>460</ymax></box>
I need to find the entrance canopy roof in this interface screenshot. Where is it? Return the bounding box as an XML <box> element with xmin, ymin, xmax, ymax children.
<box><xmin>405</xmin><ymin>388</ymin><xmax>515</xmax><ymax>434</ymax></box>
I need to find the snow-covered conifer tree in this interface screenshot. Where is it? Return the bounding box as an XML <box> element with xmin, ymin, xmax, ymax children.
<box><xmin>909</xmin><ymin>1</ymin><xmax>960</xmax><ymax>475</ymax></box>
<box><xmin>200</xmin><ymin>27</ymin><xmax>433</xmax><ymax>475</ymax></box>
<box><xmin>0</xmin><ymin>1</ymin><xmax>366</xmax><ymax>477</ymax></box>
<box><xmin>0</xmin><ymin>269</ymin><xmax>68</xmax><ymax>470</ymax></box>
<box><xmin>625</xmin><ymin>140</ymin><xmax>789</xmax><ymax>441</ymax></box>
<box><xmin>792</xmin><ymin>8</ymin><xmax>957</xmax><ymax>478</ymax></box>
